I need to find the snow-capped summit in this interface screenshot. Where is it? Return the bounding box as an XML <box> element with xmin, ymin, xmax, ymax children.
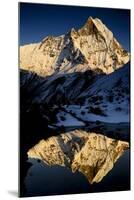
<box><xmin>20</xmin><ymin>17</ymin><xmax>130</xmax><ymax>76</ymax></box>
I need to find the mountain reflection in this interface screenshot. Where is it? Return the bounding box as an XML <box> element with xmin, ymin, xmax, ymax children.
<box><xmin>27</xmin><ymin>130</ymin><xmax>129</xmax><ymax>184</ymax></box>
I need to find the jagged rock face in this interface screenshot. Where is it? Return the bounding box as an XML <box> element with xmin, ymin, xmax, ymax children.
<box><xmin>20</xmin><ymin>17</ymin><xmax>130</xmax><ymax>76</ymax></box>
<box><xmin>27</xmin><ymin>130</ymin><xmax>129</xmax><ymax>184</ymax></box>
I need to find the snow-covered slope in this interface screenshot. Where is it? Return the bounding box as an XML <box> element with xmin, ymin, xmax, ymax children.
<box><xmin>64</xmin><ymin>62</ymin><xmax>130</xmax><ymax>123</ymax></box>
<box><xmin>20</xmin><ymin>69</ymin><xmax>97</xmax><ymax>105</ymax></box>
<box><xmin>27</xmin><ymin>129</ymin><xmax>129</xmax><ymax>184</ymax></box>
<box><xmin>20</xmin><ymin>62</ymin><xmax>130</xmax><ymax>124</ymax></box>
<box><xmin>20</xmin><ymin>17</ymin><xmax>130</xmax><ymax>76</ymax></box>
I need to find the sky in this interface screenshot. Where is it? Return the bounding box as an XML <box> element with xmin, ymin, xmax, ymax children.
<box><xmin>19</xmin><ymin>3</ymin><xmax>130</xmax><ymax>51</ymax></box>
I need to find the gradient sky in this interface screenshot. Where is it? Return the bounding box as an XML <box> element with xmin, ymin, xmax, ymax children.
<box><xmin>19</xmin><ymin>3</ymin><xmax>130</xmax><ymax>51</ymax></box>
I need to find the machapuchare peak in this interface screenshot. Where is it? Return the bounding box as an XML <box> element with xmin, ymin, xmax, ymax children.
<box><xmin>20</xmin><ymin>16</ymin><xmax>130</xmax><ymax>76</ymax></box>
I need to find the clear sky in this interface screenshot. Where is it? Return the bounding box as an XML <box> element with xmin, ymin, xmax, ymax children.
<box><xmin>19</xmin><ymin>3</ymin><xmax>130</xmax><ymax>51</ymax></box>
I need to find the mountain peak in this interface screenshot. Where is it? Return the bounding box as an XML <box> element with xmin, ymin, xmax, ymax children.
<box><xmin>79</xmin><ymin>17</ymin><xmax>112</xmax><ymax>38</ymax></box>
<box><xmin>20</xmin><ymin>16</ymin><xmax>130</xmax><ymax>76</ymax></box>
<box><xmin>85</xmin><ymin>17</ymin><xmax>104</xmax><ymax>27</ymax></box>
<box><xmin>85</xmin><ymin>16</ymin><xmax>94</xmax><ymax>24</ymax></box>
<box><xmin>78</xmin><ymin>16</ymin><xmax>96</xmax><ymax>35</ymax></box>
